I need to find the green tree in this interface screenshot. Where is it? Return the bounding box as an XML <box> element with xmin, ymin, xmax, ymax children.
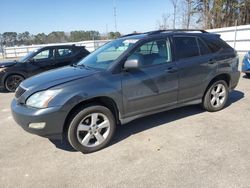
<box><xmin>2</xmin><ymin>32</ymin><xmax>17</xmax><ymax>46</ymax></box>
<box><xmin>108</xmin><ymin>31</ymin><xmax>121</xmax><ymax>39</ymax></box>
<box><xmin>47</xmin><ymin>31</ymin><xmax>68</xmax><ymax>43</ymax></box>
<box><xmin>33</xmin><ymin>33</ymin><xmax>47</xmax><ymax>44</ymax></box>
<box><xmin>194</xmin><ymin>0</ymin><xmax>250</xmax><ymax>29</ymax></box>
<box><xmin>17</xmin><ymin>31</ymin><xmax>31</xmax><ymax>45</ymax></box>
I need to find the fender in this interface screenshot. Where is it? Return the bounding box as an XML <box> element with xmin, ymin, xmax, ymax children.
<box><xmin>1</xmin><ymin>71</ymin><xmax>27</xmax><ymax>86</ymax></box>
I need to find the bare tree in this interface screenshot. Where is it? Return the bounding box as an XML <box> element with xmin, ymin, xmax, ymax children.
<box><xmin>182</xmin><ymin>0</ymin><xmax>194</xmax><ymax>29</ymax></box>
<box><xmin>169</xmin><ymin>0</ymin><xmax>179</xmax><ymax>29</ymax></box>
<box><xmin>156</xmin><ymin>14</ymin><xmax>171</xmax><ymax>30</ymax></box>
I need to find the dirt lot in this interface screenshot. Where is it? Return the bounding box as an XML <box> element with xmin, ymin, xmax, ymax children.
<box><xmin>0</xmin><ymin>74</ymin><xmax>249</xmax><ymax>188</ymax></box>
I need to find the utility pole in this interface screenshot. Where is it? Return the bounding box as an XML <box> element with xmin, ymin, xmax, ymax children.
<box><xmin>113</xmin><ymin>0</ymin><xmax>117</xmax><ymax>32</ymax></box>
<box><xmin>234</xmin><ymin>20</ymin><xmax>238</xmax><ymax>49</ymax></box>
<box><xmin>106</xmin><ymin>24</ymin><xmax>109</xmax><ymax>39</ymax></box>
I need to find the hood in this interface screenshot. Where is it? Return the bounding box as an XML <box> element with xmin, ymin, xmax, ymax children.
<box><xmin>21</xmin><ymin>66</ymin><xmax>99</xmax><ymax>91</ymax></box>
<box><xmin>0</xmin><ymin>61</ymin><xmax>17</xmax><ymax>68</ymax></box>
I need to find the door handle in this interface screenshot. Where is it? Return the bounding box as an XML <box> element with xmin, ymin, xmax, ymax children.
<box><xmin>165</xmin><ymin>66</ymin><xmax>178</xmax><ymax>73</ymax></box>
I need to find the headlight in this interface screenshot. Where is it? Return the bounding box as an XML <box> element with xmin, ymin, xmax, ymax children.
<box><xmin>0</xmin><ymin>68</ymin><xmax>6</xmax><ymax>72</ymax></box>
<box><xmin>26</xmin><ymin>89</ymin><xmax>61</xmax><ymax>108</ymax></box>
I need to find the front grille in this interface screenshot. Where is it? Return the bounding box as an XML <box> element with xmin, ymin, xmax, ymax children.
<box><xmin>15</xmin><ymin>86</ymin><xmax>26</xmax><ymax>98</ymax></box>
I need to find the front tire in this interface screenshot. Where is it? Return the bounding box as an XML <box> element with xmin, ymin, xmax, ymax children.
<box><xmin>202</xmin><ymin>80</ymin><xmax>229</xmax><ymax>112</ymax></box>
<box><xmin>4</xmin><ymin>75</ymin><xmax>24</xmax><ymax>92</ymax></box>
<box><xmin>67</xmin><ymin>105</ymin><xmax>116</xmax><ymax>153</ymax></box>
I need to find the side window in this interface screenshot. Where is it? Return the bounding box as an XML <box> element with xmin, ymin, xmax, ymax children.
<box><xmin>173</xmin><ymin>36</ymin><xmax>199</xmax><ymax>60</ymax></box>
<box><xmin>128</xmin><ymin>39</ymin><xmax>172</xmax><ymax>67</ymax></box>
<box><xmin>203</xmin><ymin>37</ymin><xmax>232</xmax><ymax>53</ymax></box>
<box><xmin>138</xmin><ymin>41</ymin><xmax>159</xmax><ymax>55</ymax></box>
<box><xmin>33</xmin><ymin>49</ymin><xmax>51</xmax><ymax>60</ymax></box>
<box><xmin>198</xmin><ymin>38</ymin><xmax>211</xmax><ymax>55</ymax></box>
<box><xmin>57</xmin><ymin>48</ymin><xmax>73</xmax><ymax>58</ymax></box>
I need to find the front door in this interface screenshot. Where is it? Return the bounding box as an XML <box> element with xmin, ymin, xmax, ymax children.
<box><xmin>27</xmin><ymin>48</ymin><xmax>55</xmax><ymax>77</ymax></box>
<box><xmin>122</xmin><ymin>38</ymin><xmax>178</xmax><ymax>117</ymax></box>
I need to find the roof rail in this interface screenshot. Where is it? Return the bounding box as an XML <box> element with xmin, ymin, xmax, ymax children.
<box><xmin>147</xmin><ymin>29</ymin><xmax>208</xmax><ymax>35</ymax></box>
<box><xmin>120</xmin><ymin>33</ymin><xmax>142</xmax><ymax>38</ymax></box>
<box><xmin>120</xmin><ymin>29</ymin><xmax>208</xmax><ymax>38</ymax></box>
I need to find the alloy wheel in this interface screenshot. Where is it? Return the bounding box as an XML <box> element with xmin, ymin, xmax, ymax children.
<box><xmin>210</xmin><ymin>83</ymin><xmax>226</xmax><ymax>108</ymax></box>
<box><xmin>76</xmin><ymin>113</ymin><xmax>111</xmax><ymax>147</ymax></box>
<box><xmin>5</xmin><ymin>75</ymin><xmax>24</xmax><ymax>92</ymax></box>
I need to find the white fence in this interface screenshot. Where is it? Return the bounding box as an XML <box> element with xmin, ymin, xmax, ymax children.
<box><xmin>2</xmin><ymin>40</ymin><xmax>110</xmax><ymax>59</ymax></box>
<box><xmin>207</xmin><ymin>24</ymin><xmax>250</xmax><ymax>53</ymax></box>
<box><xmin>2</xmin><ymin>25</ymin><xmax>250</xmax><ymax>59</ymax></box>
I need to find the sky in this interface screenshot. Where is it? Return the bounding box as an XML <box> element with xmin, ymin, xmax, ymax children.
<box><xmin>0</xmin><ymin>0</ymin><xmax>174</xmax><ymax>35</ymax></box>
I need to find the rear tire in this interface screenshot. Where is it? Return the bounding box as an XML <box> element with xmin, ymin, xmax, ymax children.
<box><xmin>246</xmin><ymin>73</ymin><xmax>250</xmax><ymax>78</ymax></box>
<box><xmin>67</xmin><ymin>105</ymin><xmax>116</xmax><ymax>153</ymax></box>
<box><xmin>4</xmin><ymin>75</ymin><xmax>24</xmax><ymax>92</ymax></box>
<box><xmin>202</xmin><ymin>80</ymin><xmax>229</xmax><ymax>112</ymax></box>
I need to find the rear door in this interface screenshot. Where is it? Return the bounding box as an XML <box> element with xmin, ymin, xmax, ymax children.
<box><xmin>172</xmin><ymin>36</ymin><xmax>216</xmax><ymax>104</ymax></box>
<box><xmin>122</xmin><ymin>38</ymin><xmax>178</xmax><ymax>117</ymax></box>
<box><xmin>53</xmin><ymin>47</ymin><xmax>74</xmax><ymax>68</ymax></box>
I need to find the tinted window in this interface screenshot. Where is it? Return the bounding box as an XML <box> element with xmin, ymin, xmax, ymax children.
<box><xmin>57</xmin><ymin>48</ymin><xmax>73</xmax><ymax>58</ymax></box>
<box><xmin>173</xmin><ymin>37</ymin><xmax>199</xmax><ymax>59</ymax></box>
<box><xmin>203</xmin><ymin>36</ymin><xmax>232</xmax><ymax>53</ymax></box>
<box><xmin>198</xmin><ymin>38</ymin><xmax>211</xmax><ymax>55</ymax></box>
<box><xmin>127</xmin><ymin>39</ymin><xmax>172</xmax><ymax>67</ymax></box>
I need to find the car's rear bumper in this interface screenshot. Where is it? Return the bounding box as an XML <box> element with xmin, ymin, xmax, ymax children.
<box><xmin>242</xmin><ymin>70</ymin><xmax>250</xmax><ymax>73</ymax></box>
<box><xmin>11</xmin><ymin>99</ymin><xmax>67</xmax><ymax>139</ymax></box>
<box><xmin>230</xmin><ymin>71</ymin><xmax>241</xmax><ymax>90</ymax></box>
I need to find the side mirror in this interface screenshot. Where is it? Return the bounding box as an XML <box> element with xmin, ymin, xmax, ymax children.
<box><xmin>124</xmin><ymin>58</ymin><xmax>140</xmax><ymax>70</ymax></box>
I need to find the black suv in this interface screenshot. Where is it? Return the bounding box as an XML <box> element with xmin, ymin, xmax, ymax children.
<box><xmin>0</xmin><ymin>45</ymin><xmax>89</xmax><ymax>91</ymax></box>
<box><xmin>11</xmin><ymin>30</ymin><xmax>240</xmax><ymax>153</ymax></box>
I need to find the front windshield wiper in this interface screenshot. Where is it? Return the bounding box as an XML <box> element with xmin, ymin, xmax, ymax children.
<box><xmin>71</xmin><ymin>64</ymin><xmax>86</xmax><ymax>68</ymax></box>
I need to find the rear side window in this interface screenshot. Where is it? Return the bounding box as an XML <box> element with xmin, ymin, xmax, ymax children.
<box><xmin>203</xmin><ymin>36</ymin><xmax>232</xmax><ymax>53</ymax></box>
<box><xmin>57</xmin><ymin>48</ymin><xmax>73</xmax><ymax>58</ymax></box>
<box><xmin>173</xmin><ymin>37</ymin><xmax>199</xmax><ymax>60</ymax></box>
<box><xmin>198</xmin><ymin>38</ymin><xmax>211</xmax><ymax>55</ymax></box>
<box><xmin>75</xmin><ymin>47</ymin><xmax>89</xmax><ymax>54</ymax></box>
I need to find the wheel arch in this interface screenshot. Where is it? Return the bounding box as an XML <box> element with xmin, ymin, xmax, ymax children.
<box><xmin>203</xmin><ymin>73</ymin><xmax>231</xmax><ymax>100</ymax></box>
<box><xmin>3</xmin><ymin>73</ymin><xmax>26</xmax><ymax>91</ymax></box>
<box><xmin>63</xmin><ymin>96</ymin><xmax>121</xmax><ymax>135</ymax></box>
<box><xmin>3</xmin><ymin>72</ymin><xmax>26</xmax><ymax>83</ymax></box>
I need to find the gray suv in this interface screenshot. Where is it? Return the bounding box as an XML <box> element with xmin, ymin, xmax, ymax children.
<box><xmin>11</xmin><ymin>30</ymin><xmax>240</xmax><ymax>153</ymax></box>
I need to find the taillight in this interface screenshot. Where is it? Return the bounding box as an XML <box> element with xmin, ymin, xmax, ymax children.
<box><xmin>247</xmin><ymin>52</ymin><xmax>250</xmax><ymax>60</ymax></box>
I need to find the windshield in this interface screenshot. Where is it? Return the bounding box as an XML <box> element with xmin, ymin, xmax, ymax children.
<box><xmin>77</xmin><ymin>38</ymin><xmax>139</xmax><ymax>69</ymax></box>
<box><xmin>18</xmin><ymin>49</ymin><xmax>37</xmax><ymax>62</ymax></box>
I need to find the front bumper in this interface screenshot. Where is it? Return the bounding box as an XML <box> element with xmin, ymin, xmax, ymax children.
<box><xmin>0</xmin><ymin>72</ymin><xmax>5</xmax><ymax>87</ymax></box>
<box><xmin>11</xmin><ymin>99</ymin><xmax>67</xmax><ymax>139</ymax></box>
